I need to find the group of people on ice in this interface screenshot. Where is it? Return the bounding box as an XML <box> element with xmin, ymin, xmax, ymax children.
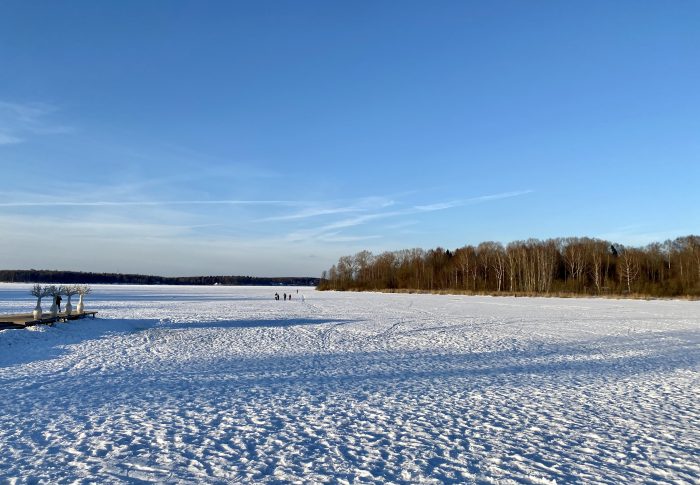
<box><xmin>274</xmin><ymin>290</ymin><xmax>304</xmax><ymax>302</ymax></box>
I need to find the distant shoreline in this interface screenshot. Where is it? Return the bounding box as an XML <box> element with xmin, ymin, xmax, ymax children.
<box><xmin>0</xmin><ymin>270</ymin><xmax>319</xmax><ymax>287</ymax></box>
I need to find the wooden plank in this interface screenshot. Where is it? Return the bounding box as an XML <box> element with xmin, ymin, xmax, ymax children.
<box><xmin>59</xmin><ymin>311</ymin><xmax>98</xmax><ymax>322</ymax></box>
<box><xmin>0</xmin><ymin>313</ymin><xmax>34</xmax><ymax>323</ymax></box>
<box><xmin>0</xmin><ymin>311</ymin><xmax>98</xmax><ymax>326</ymax></box>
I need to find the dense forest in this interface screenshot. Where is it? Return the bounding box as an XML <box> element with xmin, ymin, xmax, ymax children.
<box><xmin>0</xmin><ymin>270</ymin><xmax>318</xmax><ymax>287</ymax></box>
<box><xmin>318</xmin><ymin>235</ymin><xmax>700</xmax><ymax>298</ymax></box>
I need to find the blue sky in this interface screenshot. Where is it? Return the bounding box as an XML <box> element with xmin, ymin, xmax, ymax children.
<box><xmin>1</xmin><ymin>1</ymin><xmax>698</xmax><ymax>277</ymax></box>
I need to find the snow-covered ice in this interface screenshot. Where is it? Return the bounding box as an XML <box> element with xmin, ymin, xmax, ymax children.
<box><xmin>0</xmin><ymin>283</ymin><xmax>698</xmax><ymax>483</ymax></box>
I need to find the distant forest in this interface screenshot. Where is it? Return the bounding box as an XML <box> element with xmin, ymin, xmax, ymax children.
<box><xmin>318</xmin><ymin>235</ymin><xmax>700</xmax><ymax>298</ymax></box>
<box><xmin>0</xmin><ymin>270</ymin><xmax>319</xmax><ymax>287</ymax></box>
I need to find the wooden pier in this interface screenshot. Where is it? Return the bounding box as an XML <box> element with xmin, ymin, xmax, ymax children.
<box><xmin>0</xmin><ymin>311</ymin><xmax>98</xmax><ymax>330</ymax></box>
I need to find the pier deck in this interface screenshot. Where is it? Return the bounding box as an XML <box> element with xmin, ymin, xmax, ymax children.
<box><xmin>0</xmin><ymin>311</ymin><xmax>98</xmax><ymax>330</ymax></box>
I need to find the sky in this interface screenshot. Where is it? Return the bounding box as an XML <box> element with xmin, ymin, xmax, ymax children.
<box><xmin>1</xmin><ymin>1</ymin><xmax>699</xmax><ymax>277</ymax></box>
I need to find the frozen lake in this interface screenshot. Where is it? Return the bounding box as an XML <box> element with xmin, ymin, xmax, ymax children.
<box><xmin>1</xmin><ymin>283</ymin><xmax>698</xmax><ymax>483</ymax></box>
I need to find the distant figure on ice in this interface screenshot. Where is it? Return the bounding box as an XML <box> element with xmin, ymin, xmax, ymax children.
<box><xmin>301</xmin><ymin>294</ymin><xmax>305</xmax><ymax>303</ymax></box>
<box><xmin>283</xmin><ymin>293</ymin><xmax>287</xmax><ymax>301</ymax></box>
<box><xmin>289</xmin><ymin>293</ymin><xmax>292</xmax><ymax>300</ymax></box>
<box><xmin>55</xmin><ymin>294</ymin><xmax>62</xmax><ymax>312</ymax></box>
<box><xmin>296</xmin><ymin>289</ymin><xmax>298</xmax><ymax>294</ymax></box>
<box><xmin>274</xmin><ymin>293</ymin><xmax>279</xmax><ymax>301</ymax></box>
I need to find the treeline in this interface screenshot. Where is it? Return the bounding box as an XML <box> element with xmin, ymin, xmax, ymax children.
<box><xmin>318</xmin><ymin>236</ymin><xmax>700</xmax><ymax>298</ymax></box>
<box><xmin>0</xmin><ymin>270</ymin><xmax>319</xmax><ymax>287</ymax></box>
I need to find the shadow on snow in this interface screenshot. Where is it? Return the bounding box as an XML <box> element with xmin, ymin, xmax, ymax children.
<box><xmin>0</xmin><ymin>317</ymin><xmax>358</xmax><ymax>368</ymax></box>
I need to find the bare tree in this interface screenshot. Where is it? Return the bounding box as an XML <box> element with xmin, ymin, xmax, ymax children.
<box><xmin>560</xmin><ymin>237</ymin><xmax>587</xmax><ymax>290</ymax></box>
<box><xmin>45</xmin><ymin>285</ymin><xmax>61</xmax><ymax>316</ymax></box>
<box><xmin>76</xmin><ymin>285</ymin><xmax>92</xmax><ymax>313</ymax></box>
<box><xmin>536</xmin><ymin>240</ymin><xmax>557</xmax><ymax>293</ymax></box>
<box><xmin>618</xmin><ymin>248</ymin><xmax>641</xmax><ymax>293</ymax></box>
<box><xmin>490</xmin><ymin>243</ymin><xmax>507</xmax><ymax>292</ymax></box>
<box><xmin>60</xmin><ymin>285</ymin><xmax>80</xmax><ymax>315</ymax></box>
<box><xmin>30</xmin><ymin>284</ymin><xmax>51</xmax><ymax>320</ymax></box>
<box><xmin>455</xmin><ymin>246</ymin><xmax>477</xmax><ymax>291</ymax></box>
<box><xmin>506</xmin><ymin>242</ymin><xmax>521</xmax><ymax>292</ymax></box>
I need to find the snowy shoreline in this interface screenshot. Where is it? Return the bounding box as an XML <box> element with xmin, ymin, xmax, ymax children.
<box><xmin>321</xmin><ymin>287</ymin><xmax>700</xmax><ymax>302</ymax></box>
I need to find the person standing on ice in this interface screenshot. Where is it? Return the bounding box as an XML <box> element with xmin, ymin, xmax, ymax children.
<box><xmin>283</xmin><ymin>293</ymin><xmax>287</xmax><ymax>301</ymax></box>
<box><xmin>55</xmin><ymin>294</ymin><xmax>62</xmax><ymax>312</ymax></box>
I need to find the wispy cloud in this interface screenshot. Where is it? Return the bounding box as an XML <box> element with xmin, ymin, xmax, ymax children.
<box><xmin>414</xmin><ymin>201</ymin><xmax>462</xmax><ymax>211</ymax></box>
<box><xmin>260</xmin><ymin>207</ymin><xmax>363</xmax><ymax>222</ymax></box>
<box><xmin>0</xmin><ymin>188</ymin><xmax>533</xmax><ymax>275</ymax></box>
<box><xmin>0</xmin><ymin>133</ymin><xmax>22</xmax><ymax>145</ymax></box>
<box><xmin>1</xmin><ymin>188</ymin><xmax>535</xmax><ymax>268</ymax></box>
<box><xmin>0</xmin><ymin>199</ymin><xmax>299</xmax><ymax>208</ymax></box>
<box><xmin>284</xmin><ymin>210</ymin><xmax>421</xmax><ymax>242</ymax></box>
<box><xmin>285</xmin><ymin>190</ymin><xmax>533</xmax><ymax>243</ymax></box>
<box><xmin>0</xmin><ymin>213</ymin><xmax>204</xmax><ymax>241</ymax></box>
<box><xmin>318</xmin><ymin>233</ymin><xmax>383</xmax><ymax>242</ymax></box>
<box><xmin>466</xmin><ymin>190</ymin><xmax>534</xmax><ymax>203</ymax></box>
<box><xmin>414</xmin><ymin>190</ymin><xmax>533</xmax><ymax>211</ymax></box>
<box><xmin>0</xmin><ymin>100</ymin><xmax>74</xmax><ymax>145</ymax></box>
<box><xmin>0</xmin><ymin>191</ymin><xmax>532</xmax><ymax>210</ymax></box>
<box><xmin>259</xmin><ymin>196</ymin><xmax>395</xmax><ymax>222</ymax></box>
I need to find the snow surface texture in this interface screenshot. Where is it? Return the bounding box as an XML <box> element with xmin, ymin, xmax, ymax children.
<box><xmin>0</xmin><ymin>283</ymin><xmax>698</xmax><ymax>484</ymax></box>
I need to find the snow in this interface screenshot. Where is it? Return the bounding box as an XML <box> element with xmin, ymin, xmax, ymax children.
<box><xmin>0</xmin><ymin>283</ymin><xmax>698</xmax><ymax>483</ymax></box>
